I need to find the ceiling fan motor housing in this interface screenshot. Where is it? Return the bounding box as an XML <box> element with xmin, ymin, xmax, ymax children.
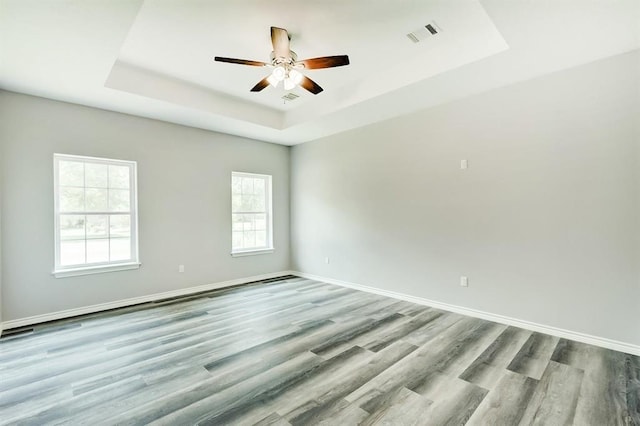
<box><xmin>270</xmin><ymin>50</ymin><xmax>298</xmax><ymax>67</ymax></box>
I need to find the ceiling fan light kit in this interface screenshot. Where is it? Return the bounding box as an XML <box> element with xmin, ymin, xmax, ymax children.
<box><xmin>214</xmin><ymin>26</ymin><xmax>350</xmax><ymax>96</ymax></box>
<box><xmin>267</xmin><ymin>66</ymin><xmax>286</xmax><ymax>87</ymax></box>
<box><xmin>283</xmin><ymin>69</ymin><xmax>303</xmax><ymax>90</ymax></box>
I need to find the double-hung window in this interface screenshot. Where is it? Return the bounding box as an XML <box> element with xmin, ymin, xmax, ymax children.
<box><xmin>53</xmin><ymin>154</ymin><xmax>139</xmax><ymax>277</ymax></box>
<box><xmin>231</xmin><ymin>172</ymin><xmax>273</xmax><ymax>255</ymax></box>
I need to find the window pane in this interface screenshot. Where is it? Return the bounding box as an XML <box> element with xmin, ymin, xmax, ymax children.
<box><xmin>86</xmin><ymin>215</ymin><xmax>108</xmax><ymax>239</ymax></box>
<box><xmin>232</xmin><ymin>231</ymin><xmax>243</xmax><ymax>250</ymax></box>
<box><xmin>109</xmin><ymin>165</ymin><xmax>130</xmax><ymax>189</ymax></box>
<box><xmin>232</xmin><ymin>195</ymin><xmax>242</xmax><ymax>212</ymax></box>
<box><xmin>109</xmin><ymin>189</ymin><xmax>130</xmax><ymax>212</ymax></box>
<box><xmin>110</xmin><ymin>238</ymin><xmax>131</xmax><ymax>261</ymax></box>
<box><xmin>243</xmin><ymin>195</ymin><xmax>264</xmax><ymax>212</ymax></box>
<box><xmin>59</xmin><ymin>161</ymin><xmax>84</xmax><ymax>187</ymax></box>
<box><xmin>255</xmin><ymin>231</ymin><xmax>266</xmax><ymax>247</ymax></box>
<box><xmin>60</xmin><ymin>187</ymin><xmax>84</xmax><ymax>212</ymax></box>
<box><xmin>254</xmin><ymin>194</ymin><xmax>265</xmax><ymax>211</ymax></box>
<box><xmin>243</xmin><ymin>214</ymin><xmax>254</xmax><ymax>231</ymax></box>
<box><xmin>240</xmin><ymin>195</ymin><xmax>250</xmax><ymax>212</ymax></box>
<box><xmin>232</xmin><ymin>176</ymin><xmax>242</xmax><ymax>194</ymax></box>
<box><xmin>60</xmin><ymin>215</ymin><xmax>85</xmax><ymax>240</ymax></box>
<box><xmin>85</xmin><ymin>188</ymin><xmax>108</xmax><ymax>212</ymax></box>
<box><xmin>254</xmin><ymin>179</ymin><xmax>265</xmax><ymax>197</ymax></box>
<box><xmin>110</xmin><ymin>215</ymin><xmax>130</xmax><ymax>238</ymax></box>
<box><xmin>243</xmin><ymin>231</ymin><xmax>255</xmax><ymax>248</ymax></box>
<box><xmin>85</xmin><ymin>163</ymin><xmax>108</xmax><ymax>188</ymax></box>
<box><xmin>241</xmin><ymin>177</ymin><xmax>253</xmax><ymax>194</ymax></box>
<box><xmin>255</xmin><ymin>214</ymin><xmax>266</xmax><ymax>231</ymax></box>
<box><xmin>87</xmin><ymin>239</ymin><xmax>109</xmax><ymax>263</ymax></box>
<box><xmin>60</xmin><ymin>240</ymin><xmax>85</xmax><ymax>265</ymax></box>
<box><xmin>232</xmin><ymin>214</ymin><xmax>243</xmax><ymax>231</ymax></box>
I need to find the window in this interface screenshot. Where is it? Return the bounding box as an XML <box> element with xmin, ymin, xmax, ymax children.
<box><xmin>53</xmin><ymin>154</ymin><xmax>139</xmax><ymax>277</ymax></box>
<box><xmin>231</xmin><ymin>172</ymin><xmax>273</xmax><ymax>255</ymax></box>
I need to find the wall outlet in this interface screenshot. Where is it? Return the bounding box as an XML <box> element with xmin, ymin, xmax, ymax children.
<box><xmin>178</xmin><ymin>264</ymin><xmax>185</xmax><ymax>273</ymax></box>
<box><xmin>325</xmin><ymin>257</ymin><xmax>330</xmax><ymax>264</ymax></box>
<box><xmin>460</xmin><ymin>276</ymin><xmax>468</xmax><ymax>287</ymax></box>
<box><xmin>461</xmin><ymin>159</ymin><xmax>468</xmax><ymax>170</ymax></box>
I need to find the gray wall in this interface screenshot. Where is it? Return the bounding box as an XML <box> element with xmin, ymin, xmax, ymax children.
<box><xmin>291</xmin><ymin>51</ymin><xmax>640</xmax><ymax>346</ymax></box>
<box><xmin>0</xmin><ymin>92</ymin><xmax>290</xmax><ymax>322</ymax></box>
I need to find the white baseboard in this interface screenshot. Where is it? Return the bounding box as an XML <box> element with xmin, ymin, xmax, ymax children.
<box><xmin>292</xmin><ymin>271</ymin><xmax>640</xmax><ymax>356</ymax></box>
<box><xmin>2</xmin><ymin>271</ymin><xmax>294</xmax><ymax>331</ymax></box>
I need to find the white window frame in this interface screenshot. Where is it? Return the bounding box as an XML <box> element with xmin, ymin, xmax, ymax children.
<box><xmin>53</xmin><ymin>153</ymin><xmax>140</xmax><ymax>277</ymax></box>
<box><xmin>231</xmin><ymin>171</ymin><xmax>274</xmax><ymax>256</ymax></box>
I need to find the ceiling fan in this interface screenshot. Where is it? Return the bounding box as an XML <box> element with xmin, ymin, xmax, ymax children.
<box><xmin>214</xmin><ymin>27</ymin><xmax>350</xmax><ymax>95</ymax></box>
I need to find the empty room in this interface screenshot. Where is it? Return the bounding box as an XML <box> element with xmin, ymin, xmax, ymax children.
<box><xmin>0</xmin><ymin>0</ymin><xmax>639</xmax><ymax>425</ymax></box>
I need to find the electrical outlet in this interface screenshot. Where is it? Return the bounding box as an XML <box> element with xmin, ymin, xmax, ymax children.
<box><xmin>325</xmin><ymin>257</ymin><xmax>330</xmax><ymax>264</ymax></box>
<box><xmin>460</xmin><ymin>276</ymin><xmax>468</xmax><ymax>287</ymax></box>
<box><xmin>178</xmin><ymin>265</ymin><xmax>185</xmax><ymax>273</ymax></box>
<box><xmin>461</xmin><ymin>159</ymin><xmax>468</xmax><ymax>170</ymax></box>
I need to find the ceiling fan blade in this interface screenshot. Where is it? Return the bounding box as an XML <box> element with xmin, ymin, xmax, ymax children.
<box><xmin>298</xmin><ymin>55</ymin><xmax>350</xmax><ymax>69</ymax></box>
<box><xmin>300</xmin><ymin>75</ymin><xmax>323</xmax><ymax>95</ymax></box>
<box><xmin>271</xmin><ymin>26</ymin><xmax>290</xmax><ymax>59</ymax></box>
<box><xmin>215</xmin><ymin>57</ymin><xmax>267</xmax><ymax>67</ymax></box>
<box><xmin>250</xmin><ymin>77</ymin><xmax>270</xmax><ymax>92</ymax></box>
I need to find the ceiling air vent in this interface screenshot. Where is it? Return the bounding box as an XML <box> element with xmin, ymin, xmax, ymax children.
<box><xmin>282</xmin><ymin>93</ymin><xmax>300</xmax><ymax>102</ymax></box>
<box><xmin>407</xmin><ymin>22</ymin><xmax>440</xmax><ymax>43</ymax></box>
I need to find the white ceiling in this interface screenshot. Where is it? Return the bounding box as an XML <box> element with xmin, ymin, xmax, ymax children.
<box><xmin>1</xmin><ymin>0</ymin><xmax>639</xmax><ymax>145</ymax></box>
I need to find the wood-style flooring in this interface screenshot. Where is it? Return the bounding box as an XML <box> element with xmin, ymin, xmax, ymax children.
<box><xmin>0</xmin><ymin>276</ymin><xmax>638</xmax><ymax>425</ymax></box>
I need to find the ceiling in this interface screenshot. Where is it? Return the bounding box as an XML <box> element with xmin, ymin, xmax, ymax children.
<box><xmin>1</xmin><ymin>0</ymin><xmax>639</xmax><ymax>145</ymax></box>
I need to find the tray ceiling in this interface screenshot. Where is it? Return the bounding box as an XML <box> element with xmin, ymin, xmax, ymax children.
<box><xmin>1</xmin><ymin>0</ymin><xmax>638</xmax><ymax>145</ymax></box>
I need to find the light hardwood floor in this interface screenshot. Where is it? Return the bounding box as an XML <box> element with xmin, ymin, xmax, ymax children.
<box><xmin>0</xmin><ymin>276</ymin><xmax>638</xmax><ymax>425</ymax></box>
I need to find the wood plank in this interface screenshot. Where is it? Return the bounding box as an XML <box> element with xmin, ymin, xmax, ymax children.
<box><xmin>507</xmin><ymin>332</ymin><xmax>559</xmax><ymax>379</ymax></box>
<box><xmin>466</xmin><ymin>370</ymin><xmax>538</xmax><ymax>425</ymax></box>
<box><xmin>459</xmin><ymin>326</ymin><xmax>532</xmax><ymax>389</ymax></box>
<box><xmin>518</xmin><ymin>360</ymin><xmax>584</xmax><ymax>425</ymax></box>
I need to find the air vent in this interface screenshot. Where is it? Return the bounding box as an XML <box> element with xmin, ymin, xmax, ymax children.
<box><xmin>407</xmin><ymin>22</ymin><xmax>441</xmax><ymax>43</ymax></box>
<box><xmin>282</xmin><ymin>93</ymin><xmax>300</xmax><ymax>101</ymax></box>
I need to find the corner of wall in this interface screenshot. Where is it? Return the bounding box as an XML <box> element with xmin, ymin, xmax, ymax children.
<box><xmin>287</xmin><ymin>144</ymin><xmax>295</xmax><ymax>272</ymax></box>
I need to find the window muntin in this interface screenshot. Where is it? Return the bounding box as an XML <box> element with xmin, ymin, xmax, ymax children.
<box><xmin>231</xmin><ymin>172</ymin><xmax>273</xmax><ymax>254</ymax></box>
<box><xmin>54</xmin><ymin>154</ymin><xmax>138</xmax><ymax>273</ymax></box>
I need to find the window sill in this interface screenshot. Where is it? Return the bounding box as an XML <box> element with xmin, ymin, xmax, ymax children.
<box><xmin>231</xmin><ymin>249</ymin><xmax>274</xmax><ymax>257</ymax></box>
<box><xmin>53</xmin><ymin>262</ymin><xmax>141</xmax><ymax>278</ymax></box>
